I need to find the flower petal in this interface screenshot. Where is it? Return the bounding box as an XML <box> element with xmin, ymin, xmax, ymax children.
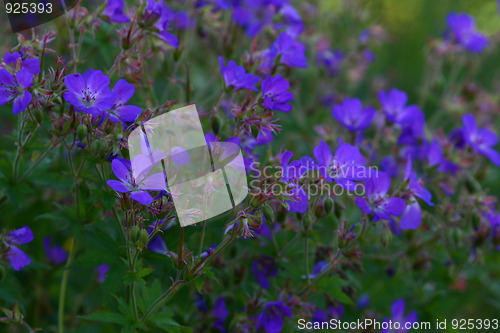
<box><xmin>130</xmin><ymin>190</ymin><xmax>153</xmax><ymax>205</ymax></box>
<box><xmin>8</xmin><ymin>246</ymin><xmax>31</xmax><ymax>271</ymax></box>
<box><xmin>107</xmin><ymin>180</ymin><xmax>130</xmax><ymax>193</ymax></box>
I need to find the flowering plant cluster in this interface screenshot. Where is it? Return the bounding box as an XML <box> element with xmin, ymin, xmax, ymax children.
<box><xmin>0</xmin><ymin>1</ymin><xmax>499</xmax><ymax>332</ymax></box>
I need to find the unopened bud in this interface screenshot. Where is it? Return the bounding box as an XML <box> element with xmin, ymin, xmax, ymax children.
<box><xmin>303</xmin><ymin>214</ymin><xmax>313</xmax><ymax>231</ymax></box>
<box><xmin>138</xmin><ymin>229</ymin><xmax>149</xmax><ymax>248</ymax></box>
<box><xmin>77</xmin><ymin>124</ymin><xmax>88</xmax><ymax>142</ymax></box>
<box><xmin>129</xmin><ymin>226</ymin><xmax>141</xmax><ymax>243</ymax></box>
<box><xmin>324</xmin><ymin>197</ymin><xmax>334</xmax><ymax>215</ymax></box>
<box><xmin>262</xmin><ymin>204</ymin><xmax>274</xmax><ymax>222</ymax></box>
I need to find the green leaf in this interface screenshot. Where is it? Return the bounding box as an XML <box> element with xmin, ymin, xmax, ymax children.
<box><xmin>79</xmin><ymin>311</ymin><xmax>128</xmax><ymax>325</ymax></box>
<box><xmin>149</xmin><ymin>313</ymin><xmax>193</xmax><ymax>333</ymax></box>
<box><xmin>316</xmin><ymin>276</ymin><xmax>353</xmax><ymax>305</ymax></box>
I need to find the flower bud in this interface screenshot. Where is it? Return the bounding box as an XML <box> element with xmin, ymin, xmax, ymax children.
<box><xmin>129</xmin><ymin>226</ymin><xmax>141</xmax><ymax>243</ymax></box>
<box><xmin>324</xmin><ymin>197</ymin><xmax>334</xmax><ymax>215</ymax></box>
<box><xmin>211</xmin><ymin>115</ymin><xmax>223</xmax><ymax>134</ymax></box>
<box><xmin>138</xmin><ymin>229</ymin><xmax>149</xmax><ymax>248</ymax></box>
<box><xmin>303</xmin><ymin>214</ymin><xmax>313</xmax><ymax>231</ymax></box>
<box><xmin>262</xmin><ymin>204</ymin><xmax>274</xmax><ymax>222</ymax></box>
<box><xmin>77</xmin><ymin>124</ymin><xmax>88</xmax><ymax>142</ymax></box>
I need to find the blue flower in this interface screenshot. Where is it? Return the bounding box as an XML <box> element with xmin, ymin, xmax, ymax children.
<box><xmin>96</xmin><ymin>264</ymin><xmax>110</xmax><ymax>283</ymax></box>
<box><xmin>382</xmin><ymin>299</ymin><xmax>418</xmax><ymax>333</ymax></box>
<box><xmin>252</xmin><ymin>256</ymin><xmax>278</xmax><ymax>288</ymax></box>
<box><xmin>459</xmin><ymin>114</ymin><xmax>500</xmax><ymax>166</ymax></box>
<box><xmin>5</xmin><ymin>226</ymin><xmax>34</xmax><ymax>271</ymax></box>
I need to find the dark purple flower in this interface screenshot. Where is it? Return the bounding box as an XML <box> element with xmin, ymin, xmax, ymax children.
<box><xmin>107</xmin><ymin>159</ymin><xmax>166</xmax><ymax>205</ymax></box>
<box><xmin>5</xmin><ymin>226</ymin><xmax>33</xmax><ymax>271</ymax></box>
<box><xmin>446</xmin><ymin>13</ymin><xmax>488</xmax><ymax>53</ymax></box>
<box><xmin>232</xmin><ymin>0</ymin><xmax>277</xmax><ymax>37</ymax></box>
<box><xmin>332</xmin><ymin>98</ymin><xmax>375</xmax><ymax>132</ymax></box>
<box><xmin>316</xmin><ymin>48</ymin><xmax>344</xmax><ymax>76</ymax></box>
<box><xmin>43</xmin><ymin>237</ymin><xmax>68</xmax><ymax>265</ymax></box>
<box><xmin>143</xmin><ymin>0</ymin><xmax>179</xmax><ymax>47</ymax></box>
<box><xmin>261</xmin><ymin>32</ymin><xmax>308</xmax><ymax>69</ymax></box>
<box><xmin>378</xmin><ymin>88</ymin><xmax>420</xmax><ymax>125</ymax></box>
<box><xmin>381</xmin><ymin>299</ymin><xmax>417</xmax><ymax>333</ymax></box>
<box><xmin>252</xmin><ymin>256</ymin><xmax>278</xmax><ymax>288</ymax></box>
<box><xmin>355</xmin><ymin>172</ymin><xmax>406</xmax><ymax>221</ymax></box>
<box><xmin>261</xmin><ymin>75</ymin><xmax>294</xmax><ymax>112</ymax></box>
<box><xmin>212</xmin><ymin>297</ymin><xmax>229</xmax><ymax>332</ymax></box>
<box><xmin>313</xmin><ymin>141</ymin><xmax>368</xmax><ymax>191</ymax></box>
<box><xmin>459</xmin><ymin>114</ymin><xmax>500</xmax><ymax>166</ymax></box>
<box><xmin>63</xmin><ymin>70</ymin><xmax>116</xmax><ymax>116</ymax></box>
<box><xmin>4</xmin><ymin>52</ymin><xmax>40</xmax><ymax>75</ymax></box>
<box><xmin>219</xmin><ymin>57</ymin><xmax>259</xmax><ymax>91</ymax></box>
<box><xmin>0</xmin><ymin>68</ymin><xmax>33</xmax><ymax>114</ymax></box>
<box><xmin>103</xmin><ymin>0</ymin><xmax>130</xmax><ymax>23</ymax></box>
<box><xmin>195</xmin><ymin>292</ymin><xmax>208</xmax><ymax>312</ymax></box>
<box><xmin>280</xmin><ymin>152</ymin><xmax>316</xmax><ymax>213</ymax></box>
<box><xmin>400</xmin><ymin>158</ymin><xmax>433</xmax><ymax>230</ymax></box>
<box><xmin>256</xmin><ymin>301</ymin><xmax>292</xmax><ymax>333</ymax></box>
<box><xmin>357</xmin><ymin>294</ymin><xmax>370</xmax><ymax>308</ymax></box>
<box><xmin>147</xmin><ymin>220</ymin><xmax>168</xmax><ymax>255</ymax></box>
<box><xmin>107</xmin><ymin>79</ymin><xmax>142</xmax><ymax>123</ymax></box>
<box><xmin>426</xmin><ymin>140</ymin><xmax>459</xmax><ymax>174</ymax></box>
<box><xmin>96</xmin><ymin>264</ymin><xmax>110</xmax><ymax>283</ymax></box>
<box><xmin>305</xmin><ymin>260</ymin><xmax>328</xmax><ymax>279</ymax></box>
<box><xmin>279</xmin><ymin>4</ymin><xmax>304</xmax><ymax>37</ymax></box>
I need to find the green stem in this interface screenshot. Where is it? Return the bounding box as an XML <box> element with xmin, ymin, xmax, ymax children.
<box><xmin>198</xmin><ymin>221</ymin><xmax>207</xmax><ymax>257</ymax></box>
<box><xmin>141</xmin><ymin>280</ymin><xmax>187</xmax><ymax>322</ymax></box>
<box><xmin>305</xmin><ymin>237</ymin><xmax>311</xmax><ymax>285</ymax></box>
<box><xmin>58</xmin><ymin>238</ymin><xmax>76</xmax><ymax>333</ymax></box>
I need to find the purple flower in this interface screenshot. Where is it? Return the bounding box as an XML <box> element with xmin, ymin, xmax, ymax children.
<box><xmin>147</xmin><ymin>220</ymin><xmax>168</xmax><ymax>255</ymax></box>
<box><xmin>256</xmin><ymin>301</ymin><xmax>292</xmax><ymax>333</ymax></box>
<box><xmin>378</xmin><ymin>88</ymin><xmax>421</xmax><ymax>125</ymax></box>
<box><xmin>0</xmin><ymin>68</ymin><xmax>33</xmax><ymax>114</ymax></box>
<box><xmin>316</xmin><ymin>48</ymin><xmax>344</xmax><ymax>76</ymax></box>
<box><xmin>332</xmin><ymin>98</ymin><xmax>375</xmax><ymax>132</ymax></box>
<box><xmin>63</xmin><ymin>69</ymin><xmax>116</xmax><ymax>116</ymax></box>
<box><xmin>219</xmin><ymin>57</ymin><xmax>259</xmax><ymax>91</ymax></box>
<box><xmin>4</xmin><ymin>52</ymin><xmax>40</xmax><ymax>75</ymax></box>
<box><xmin>446</xmin><ymin>13</ymin><xmax>488</xmax><ymax>53</ymax></box>
<box><xmin>426</xmin><ymin>140</ymin><xmax>459</xmax><ymax>174</ymax></box>
<box><xmin>103</xmin><ymin>0</ymin><xmax>130</xmax><ymax>23</ymax></box>
<box><xmin>261</xmin><ymin>32</ymin><xmax>308</xmax><ymax>69</ymax></box>
<box><xmin>232</xmin><ymin>0</ymin><xmax>277</xmax><ymax>37</ymax></box>
<box><xmin>313</xmin><ymin>141</ymin><xmax>368</xmax><ymax>191</ymax></box>
<box><xmin>212</xmin><ymin>297</ymin><xmax>229</xmax><ymax>332</ymax></box>
<box><xmin>261</xmin><ymin>75</ymin><xmax>294</xmax><ymax>112</ymax></box>
<box><xmin>382</xmin><ymin>299</ymin><xmax>417</xmax><ymax>333</ymax></box>
<box><xmin>43</xmin><ymin>237</ymin><xmax>68</xmax><ymax>265</ymax></box>
<box><xmin>459</xmin><ymin>114</ymin><xmax>500</xmax><ymax>166</ymax></box>
<box><xmin>107</xmin><ymin>79</ymin><xmax>142</xmax><ymax>123</ymax></box>
<box><xmin>400</xmin><ymin>158</ymin><xmax>433</xmax><ymax>230</ymax></box>
<box><xmin>280</xmin><ymin>152</ymin><xmax>316</xmax><ymax>213</ymax></box>
<box><xmin>96</xmin><ymin>264</ymin><xmax>110</xmax><ymax>283</ymax></box>
<box><xmin>106</xmin><ymin>159</ymin><xmax>166</xmax><ymax>205</ymax></box>
<box><xmin>252</xmin><ymin>256</ymin><xmax>278</xmax><ymax>288</ymax></box>
<box><xmin>355</xmin><ymin>172</ymin><xmax>406</xmax><ymax>221</ymax></box>
<box><xmin>4</xmin><ymin>226</ymin><xmax>33</xmax><ymax>271</ymax></box>
<box><xmin>143</xmin><ymin>0</ymin><xmax>179</xmax><ymax>47</ymax></box>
